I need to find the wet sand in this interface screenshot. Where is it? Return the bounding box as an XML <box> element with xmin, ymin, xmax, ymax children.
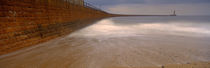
<box><xmin>0</xmin><ymin>16</ymin><xmax>210</xmax><ymax>68</ymax></box>
<box><xmin>112</xmin><ymin>62</ymin><xmax>210</xmax><ymax>68</ymax></box>
<box><xmin>0</xmin><ymin>35</ymin><xmax>209</xmax><ymax>68</ymax></box>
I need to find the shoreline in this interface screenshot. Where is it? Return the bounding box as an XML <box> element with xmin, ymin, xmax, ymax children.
<box><xmin>111</xmin><ymin>61</ymin><xmax>210</xmax><ymax>68</ymax></box>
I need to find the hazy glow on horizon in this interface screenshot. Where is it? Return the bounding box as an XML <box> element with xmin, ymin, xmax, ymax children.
<box><xmin>70</xmin><ymin>18</ymin><xmax>210</xmax><ymax>38</ymax></box>
<box><xmin>86</xmin><ymin>0</ymin><xmax>210</xmax><ymax>15</ymax></box>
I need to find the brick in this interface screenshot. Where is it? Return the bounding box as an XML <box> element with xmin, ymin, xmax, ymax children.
<box><xmin>0</xmin><ymin>0</ymin><xmax>110</xmax><ymax>55</ymax></box>
<box><xmin>0</xmin><ymin>33</ymin><xmax>9</xmax><ymax>40</ymax></box>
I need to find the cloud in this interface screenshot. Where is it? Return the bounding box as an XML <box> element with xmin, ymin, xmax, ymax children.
<box><xmin>144</xmin><ymin>0</ymin><xmax>210</xmax><ymax>4</ymax></box>
<box><xmin>86</xmin><ymin>0</ymin><xmax>210</xmax><ymax>5</ymax></box>
<box><xmin>85</xmin><ymin>0</ymin><xmax>210</xmax><ymax>15</ymax></box>
<box><xmin>104</xmin><ymin>3</ymin><xmax>210</xmax><ymax>15</ymax></box>
<box><xmin>85</xmin><ymin>0</ymin><xmax>145</xmax><ymax>5</ymax></box>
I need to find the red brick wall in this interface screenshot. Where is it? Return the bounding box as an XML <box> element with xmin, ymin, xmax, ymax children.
<box><xmin>0</xmin><ymin>0</ymin><xmax>111</xmax><ymax>55</ymax></box>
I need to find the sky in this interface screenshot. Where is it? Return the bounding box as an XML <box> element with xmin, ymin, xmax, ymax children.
<box><xmin>85</xmin><ymin>0</ymin><xmax>210</xmax><ymax>15</ymax></box>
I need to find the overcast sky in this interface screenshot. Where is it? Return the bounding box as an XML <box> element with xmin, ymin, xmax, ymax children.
<box><xmin>85</xmin><ymin>0</ymin><xmax>210</xmax><ymax>15</ymax></box>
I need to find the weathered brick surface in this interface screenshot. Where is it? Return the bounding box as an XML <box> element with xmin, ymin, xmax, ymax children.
<box><xmin>0</xmin><ymin>0</ymin><xmax>112</xmax><ymax>55</ymax></box>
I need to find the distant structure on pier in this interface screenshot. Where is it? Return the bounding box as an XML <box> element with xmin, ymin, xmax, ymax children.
<box><xmin>170</xmin><ymin>10</ymin><xmax>176</xmax><ymax>16</ymax></box>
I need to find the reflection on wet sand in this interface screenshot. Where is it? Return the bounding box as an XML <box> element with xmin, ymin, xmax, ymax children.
<box><xmin>0</xmin><ymin>16</ymin><xmax>210</xmax><ymax>68</ymax></box>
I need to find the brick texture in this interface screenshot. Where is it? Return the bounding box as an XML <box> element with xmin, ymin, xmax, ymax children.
<box><xmin>0</xmin><ymin>0</ymin><xmax>112</xmax><ymax>55</ymax></box>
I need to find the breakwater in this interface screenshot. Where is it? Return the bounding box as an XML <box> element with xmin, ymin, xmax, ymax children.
<box><xmin>0</xmin><ymin>0</ymin><xmax>112</xmax><ymax>55</ymax></box>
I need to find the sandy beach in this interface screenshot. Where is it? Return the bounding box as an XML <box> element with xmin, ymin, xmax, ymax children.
<box><xmin>0</xmin><ymin>16</ymin><xmax>210</xmax><ymax>68</ymax></box>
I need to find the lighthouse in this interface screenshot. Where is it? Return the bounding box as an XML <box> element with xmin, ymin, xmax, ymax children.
<box><xmin>171</xmin><ymin>10</ymin><xmax>176</xmax><ymax>16</ymax></box>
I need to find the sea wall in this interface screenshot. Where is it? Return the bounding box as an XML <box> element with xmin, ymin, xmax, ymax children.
<box><xmin>0</xmin><ymin>0</ymin><xmax>111</xmax><ymax>55</ymax></box>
